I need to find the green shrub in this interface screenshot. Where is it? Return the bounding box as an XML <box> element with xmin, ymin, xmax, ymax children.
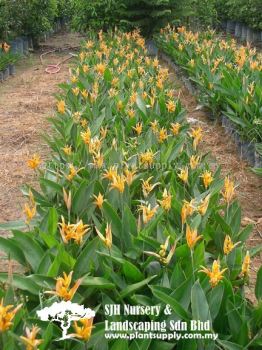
<box><xmin>70</xmin><ymin>0</ymin><xmax>123</xmax><ymax>32</ymax></box>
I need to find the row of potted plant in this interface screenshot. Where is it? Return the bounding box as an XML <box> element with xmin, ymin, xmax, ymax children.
<box><xmin>222</xmin><ymin>20</ymin><xmax>262</xmax><ymax>45</ymax></box>
<box><xmin>0</xmin><ymin>43</ymin><xmax>20</xmax><ymax>82</ymax></box>
<box><xmin>155</xmin><ymin>26</ymin><xmax>262</xmax><ymax>168</ymax></box>
<box><xmin>0</xmin><ymin>30</ymin><xmax>261</xmax><ymax>349</ymax></box>
<box><xmin>0</xmin><ymin>18</ymin><xmax>66</xmax><ymax>84</ymax></box>
<box><xmin>215</xmin><ymin>0</ymin><xmax>262</xmax><ymax>32</ymax></box>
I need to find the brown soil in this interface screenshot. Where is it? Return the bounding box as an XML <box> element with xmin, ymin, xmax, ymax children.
<box><xmin>161</xmin><ymin>58</ymin><xmax>262</xmax><ymax>300</ymax></box>
<box><xmin>0</xmin><ymin>32</ymin><xmax>84</xmax><ymax>270</ymax></box>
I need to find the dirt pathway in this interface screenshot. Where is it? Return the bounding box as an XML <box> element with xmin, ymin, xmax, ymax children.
<box><xmin>161</xmin><ymin>58</ymin><xmax>262</xmax><ymax>296</ymax></box>
<box><xmin>0</xmin><ymin>32</ymin><xmax>83</xmax><ymax>226</ymax></box>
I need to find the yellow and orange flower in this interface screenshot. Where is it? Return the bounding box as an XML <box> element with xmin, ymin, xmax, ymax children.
<box><xmin>57</xmin><ymin>100</ymin><xmax>66</xmax><ymax>114</ymax></box>
<box><xmin>20</xmin><ymin>326</ymin><xmax>43</xmax><ymax>350</ymax></box>
<box><xmin>124</xmin><ymin>167</ymin><xmax>136</xmax><ymax>186</ymax></box>
<box><xmin>221</xmin><ymin>176</ymin><xmax>235</xmax><ymax>204</ymax></box>
<box><xmin>200</xmin><ymin>170</ymin><xmax>213</xmax><ymax>189</ymax></box>
<box><xmin>95</xmin><ymin>223</ymin><xmax>112</xmax><ymax>249</ymax></box>
<box><xmin>59</xmin><ymin>216</ymin><xmax>90</xmax><ymax>244</ymax></box>
<box><xmin>190</xmin><ymin>155</ymin><xmax>200</xmax><ymax>169</ymax></box>
<box><xmin>158</xmin><ymin>128</ymin><xmax>168</xmax><ymax>143</ymax></box>
<box><xmin>62</xmin><ymin>145</ymin><xmax>72</xmax><ymax>156</ymax></box>
<box><xmin>200</xmin><ymin>260</ymin><xmax>227</xmax><ymax>288</ymax></box>
<box><xmin>133</xmin><ymin>122</ymin><xmax>143</xmax><ymax>135</ymax></box>
<box><xmin>170</xmin><ymin>122</ymin><xmax>181</xmax><ymax>135</ymax></box>
<box><xmin>81</xmin><ymin>128</ymin><xmax>91</xmax><ymax>145</ymax></box>
<box><xmin>158</xmin><ymin>189</ymin><xmax>172</xmax><ymax>211</ymax></box>
<box><xmin>0</xmin><ymin>299</ymin><xmax>22</xmax><ymax>332</ymax></box>
<box><xmin>186</xmin><ymin>225</ymin><xmax>202</xmax><ymax>250</ymax></box>
<box><xmin>27</xmin><ymin>154</ymin><xmax>41</xmax><ymax>170</ymax></box>
<box><xmin>166</xmin><ymin>100</ymin><xmax>176</xmax><ymax>113</ymax></box>
<box><xmin>223</xmin><ymin>235</ymin><xmax>239</xmax><ymax>255</ymax></box>
<box><xmin>178</xmin><ymin>167</ymin><xmax>188</xmax><ymax>184</ymax></box>
<box><xmin>181</xmin><ymin>199</ymin><xmax>195</xmax><ymax>225</ymax></box>
<box><xmin>198</xmin><ymin>194</ymin><xmax>210</xmax><ymax>216</ymax></box>
<box><xmin>141</xmin><ymin>176</ymin><xmax>159</xmax><ymax>197</ymax></box>
<box><xmin>103</xmin><ymin>166</ymin><xmax>118</xmax><ymax>181</ymax></box>
<box><xmin>139</xmin><ymin>150</ymin><xmax>156</xmax><ymax>168</ymax></box>
<box><xmin>139</xmin><ymin>203</ymin><xmax>158</xmax><ymax>224</ymax></box>
<box><xmin>241</xmin><ymin>251</ymin><xmax>250</xmax><ymax>277</ymax></box>
<box><xmin>46</xmin><ymin>271</ymin><xmax>82</xmax><ymax>301</ymax></box>
<box><xmin>189</xmin><ymin>127</ymin><xmax>203</xmax><ymax>150</ymax></box>
<box><xmin>110</xmin><ymin>174</ymin><xmax>126</xmax><ymax>193</ymax></box>
<box><xmin>71</xmin><ymin>317</ymin><xmax>94</xmax><ymax>341</ymax></box>
<box><xmin>93</xmin><ymin>192</ymin><xmax>104</xmax><ymax>209</ymax></box>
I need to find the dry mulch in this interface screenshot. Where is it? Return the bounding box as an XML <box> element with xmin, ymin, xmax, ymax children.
<box><xmin>0</xmin><ymin>32</ymin><xmax>84</xmax><ymax>270</ymax></box>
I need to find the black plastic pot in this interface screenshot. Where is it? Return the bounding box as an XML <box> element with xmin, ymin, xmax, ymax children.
<box><xmin>221</xmin><ymin>21</ymin><xmax>227</xmax><ymax>31</ymax></box>
<box><xmin>240</xmin><ymin>141</ymin><xmax>255</xmax><ymax>166</ymax></box>
<box><xmin>10</xmin><ymin>40</ymin><xmax>18</xmax><ymax>54</ymax></box>
<box><xmin>253</xmin><ymin>30</ymin><xmax>262</xmax><ymax>45</ymax></box>
<box><xmin>241</xmin><ymin>25</ymin><xmax>247</xmax><ymax>42</ymax></box>
<box><xmin>8</xmin><ymin>64</ymin><xmax>15</xmax><ymax>75</ymax></box>
<box><xmin>16</xmin><ymin>38</ymin><xmax>24</xmax><ymax>55</ymax></box>
<box><xmin>3</xmin><ymin>67</ymin><xmax>9</xmax><ymax>80</ymax></box>
<box><xmin>146</xmin><ymin>40</ymin><xmax>158</xmax><ymax>56</ymax></box>
<box><xmin>22</xmin><ymin>37</ymin><xmax>29</xmax><ymax>55</ymax></box>
<box><xmin>221</xmin><ymin>115</ymin><xmax>228</xmax><ymax>128</ymax></box>
<box><xmin>223</xmin><ymin>116</ymin><xmax>235</xmax><ymax>135</ymax></box>
<box><xmin>246</xmin><ymin>27</ymin><xmax>254</xmax><ymax>43</ymax></box>
<box><xmin>234</xmin><ymin>22</ymin><xmax>242</xmax><ymax>38</ymax></box>
<box><xmin>254</xmin><ymin>150</ymin><xmax>262</xmax><ymax>168</ymax></box>
<box><xmin>28</xmin><ymin>37</ymin><xmax>33</xmax><ymax>50</ymax></box>
<box><xmin>226</xmin><ymin>21</ymin><xmax>236</xmax><ymax>34</ymax></box>
<box><xmin>232</xmin><ymin>130</ymin><xmax>242</xmax><ymax>149</ymax></box>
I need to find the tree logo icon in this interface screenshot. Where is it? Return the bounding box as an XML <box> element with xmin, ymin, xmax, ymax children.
<box><xmin>37</xmin><ymin>300</ymin><xmax>95</xmax><ymax>340</ymax></box>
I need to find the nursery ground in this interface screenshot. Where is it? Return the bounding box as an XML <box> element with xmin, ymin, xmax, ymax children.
<box><xmin>160</xmin><ymin>57</ymin><xmax>262</xmax><ymax>299</ymax></box>
<box><xmin>0</xmin><ymin>33</ymin><xmax>261</xmax><ymax>298</ymax></box>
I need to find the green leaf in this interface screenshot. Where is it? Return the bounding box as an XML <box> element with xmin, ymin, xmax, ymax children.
<box><xmin>255</xmin><ymin>266</ymin><xmax>262</xmax><ymax>300</ymax></box>
<box><xmin>81</xmin><ymin>276</ymin><xmax>115</xmax><ymax>289</ymax></box>
<box><xmin>216</xmin><ymin>339</ymin><xmax>243</xmax><ymax>350</ymax></box>
<box><xmin>39</xmin><ymin>323</ymin><xmax>54</xmax><ymax>350</ymax></box>
<box><xmin>40</xmin><ymin>178</ymin><xmax>62</xmax><ymax>195</ymax></box>
<box><xmin>111</xmin><ymin>340</ymin><xmax>128</xmax><ymax>350</ymax></box>
<box><xmin>150</xmin><ymin>285</ymin><xmax>190</xmax><ymax>320</ymax></box>
<box><xmin>122</xmin><ymin>260</ymin><xmax>144</xmax><ymax>283</ymax></box>
<box><xmin>0</xmin><ymin>237</ymin><xmax>25</xmax><ymax>265</ymax></box>
<box><xmin>102</xmin><ymin>202</ymin><xmax>122</xmax><ymax>240</ymax></box>
<box><xmin>191</xmin><ymin>280</ymin><xmax>212</xmax><ymax>323</ymax></box>
<box><xmin>0</xmin><ymin>273</ymin><xmax>40</xmax><ymax>295</ymax></box>
<box><xmin>207</xmin><ymin>284</ymin><xmax>224</xmax><ymax>320</ymax></box>
<box><xmin>72</xmin><ymin>180</ymin><xmax>94</xmax><ymax>214</ymax></box>
<box><xmin>47</xmin><ymin>207</ymin><xmax>58</xmax><ymax>235</ymax></box>
<box><xmin>120</xmin><ymin>275</ymin><xmax>157</xmax><ymax>299</ymax></box>
<box><xmin>74</xmin><ymin>237</ymin><xmax>99</xmax><ymax>278</ymax></box>
<box><xmin>250</xmin><ymin>244</ymin><xmax>262</xmax><ymax>257</ymax></box>
<box><xmin>237</xmin><ymin>224</ymin><xmax>253</xmax><ymax>242</ymax></box>
<box><xmin>136</xmin><ymin>95</ymin><xmax>147</xmax><ymax>117</ymax></box>
<box><xmin>12</xmin><ymin>231</ymin><xmax>45</xmax><ymax>272</ymax></box>
<box><xmin>0</xmin><ymin>220</ymin><xmax>29</xmax><ymax>231</ymax></box>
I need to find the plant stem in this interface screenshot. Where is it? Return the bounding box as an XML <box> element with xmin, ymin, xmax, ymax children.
<box><xmin>191</xmin><ymin>249</ymin><xmax>195</xmax><ymax>281</ymax></box>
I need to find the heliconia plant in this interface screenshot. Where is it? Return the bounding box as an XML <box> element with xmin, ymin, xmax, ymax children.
<box><xmin>155</xmin><ymin>26</ymin><xmax>262</xmax><ymax>146</ymax></box>
<box><xmin>0</xmin><ymin>29</ymin><xmax>261</xmax><ymax>350</ymax></box>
